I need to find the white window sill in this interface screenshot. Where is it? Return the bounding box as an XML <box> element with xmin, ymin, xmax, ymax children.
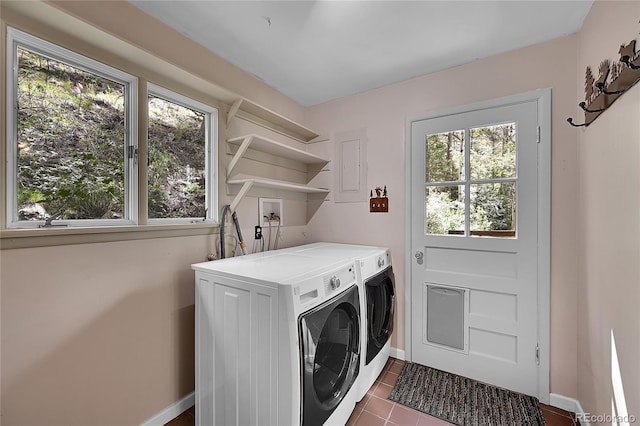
<box><xmin>0</xmin><ymin>223</ymin><xmax>219</xmax><ymax>249</ymax></box>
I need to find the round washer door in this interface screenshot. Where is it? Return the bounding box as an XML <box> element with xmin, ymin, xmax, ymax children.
<box><xmin>366</xmin><ymin>268</ymin><xmax>395</xmax><ymax>365</ymax></box>
<box><xmin>299</xmin><ymin>285</ymin><xmax>360</xmax><ymax>426</ymax></box>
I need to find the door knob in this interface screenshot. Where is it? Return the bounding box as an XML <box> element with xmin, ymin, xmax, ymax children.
<box><xmin>415</xmin><ymin>250</ymin><xmax>424</xmax><ymax>264</ymax></box>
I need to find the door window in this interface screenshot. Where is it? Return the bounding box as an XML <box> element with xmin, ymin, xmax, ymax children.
<box><xmin>425</xmin><ymin>123</ymin><xmax>517</xmax><ymax>238</ymax></box>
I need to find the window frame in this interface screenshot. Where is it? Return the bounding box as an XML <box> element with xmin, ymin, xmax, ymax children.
<box><xmin>146</xmin><ymin>83</ymin><xmax>218</xmax><ymax>225</ymax></box>
<box><xmin>6</xmin><ymin>27</ymin><xmax>139</xmax><ymax>229</ymax></box>
<box><xmin>425</xmin><ymin>120</ymin><xmax>519</xmax><ymax>238</ymax></box>
<box><xmin>2</xmin><ymin>26</ymin><xmax>219</xmax><ymax>230</ymax></box>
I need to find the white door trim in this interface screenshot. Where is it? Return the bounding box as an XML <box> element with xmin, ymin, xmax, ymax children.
<box><xmin>403</xmin><ymin>89</ymin><xmax>551</xmax><ymax>403</ymax></box>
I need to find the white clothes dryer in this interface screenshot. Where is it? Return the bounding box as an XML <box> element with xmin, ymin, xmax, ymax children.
<box><xmin>282</xmin><ymin>243</ymin><xmax>395</xmax><ymax>402</ymax></box>
<box><xmin>192</xmin><ymin>251</ymin><xmax>361</xmax><ymax>426</ymax></box>
<box><xmin>356</xmin><ymin>248</ymin><xmax>394</xmax><ymax>401</ymax></box>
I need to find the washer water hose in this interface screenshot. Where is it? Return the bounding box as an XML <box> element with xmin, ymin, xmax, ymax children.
<box><xmin>263</xmin><ymin>215</ymin><xmax>281</xmax><ymax>251</ymax></box>
<box><xmin>232</xmin><ymin>211</ymin><xmax>248</xmax><ymax>255</ymax></box>
<box><xmin>219</xmin><ymin>205</ymin><xmax>248</xmax><ymax>258</ymax></box>
<box><xmin>220</xmin><ymin>205</ymin><xmax>231</xmax><ymax>259</ymax></box>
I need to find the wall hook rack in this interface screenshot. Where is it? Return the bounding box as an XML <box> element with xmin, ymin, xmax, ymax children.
<box><xmin>595</xmin><ymin>81</ymin><xmax>625</xmax><ymax>95</ymax></box>
<box><xmin>620</xmin><ymin>40</ymin><xmax>640</xmax><ymax>69</ymax></box>
<box><xmin>578</xmin><ymin>101</ymin><xmax>605</xmax><ymax>113</ymax></box>
<box><xmin>566</xmin><ymin>118</ymin><xmax>587</xmax><ymax>127</ymax></box>
<box><xmin>568</xmin><ymin>37</ymin><xmax>640</xmax><ymax>127</ymax></box>
<box><xmin>621</xmin><ymin>57</ymin><xmax>640</xmax><ymax>70</ymax></box>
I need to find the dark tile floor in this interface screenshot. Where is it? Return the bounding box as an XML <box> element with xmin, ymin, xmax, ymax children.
<box><xmin>166</xmin><ymin>358</ymin><xmax>578</xmax><ymax>426</ymax></box>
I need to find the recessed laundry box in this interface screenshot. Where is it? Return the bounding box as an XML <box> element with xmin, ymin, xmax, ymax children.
<box><xmin>426</xmin><ymin>285</ymin><xmax>467</xmax><ymax>351</ymax></box>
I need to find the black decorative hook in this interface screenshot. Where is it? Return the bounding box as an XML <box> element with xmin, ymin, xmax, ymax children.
<box><xmin>596</xmin><ymin>82</ymin><xmax>625</xmax><ymax>95</ymax></box>
<box><xmin>579</xmin><ymin>102</ymin><xmax>605</xmax><ymax>113</ymax></box>
<box><xmin>567</xmin><ymin>117</ymin><xmax>587</xmax><ymax>127</ymax></box>
<box><xmin>621</xmin><ymin>56</ymin><xmax>640</xmax><ymax>70</ymax></box>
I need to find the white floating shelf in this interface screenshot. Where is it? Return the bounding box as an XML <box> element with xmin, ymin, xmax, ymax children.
<box><xmin>228</xmin><ymin>134</ymin><xmax>329</xmax><ymax>167</ymax></box>
<box><xmin>227</xmin><ymin>175</ymin><xmax>329</xmax><ymax>212</ymax></box>
<box><xmin>228</xmin><ymin>175</ymin><xmax>330</xmax><ymax>194</ymax></box>
<box><xmin>227</xmin><ymin>98</ymin><xmax>320</xmax><ymax>143</ymax></box>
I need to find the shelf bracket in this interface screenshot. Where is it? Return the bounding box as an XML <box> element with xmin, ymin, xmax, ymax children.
<box><xmin>226</xmin><ymin>98</ymin><xmax>243</xmax><ymax>127</ymax></box>
<box><xmin>229</xmin><ymin>180</ymin><xmax>254</xmax><ymax>212</ymax></box>
<box><xmin>226</xmin><ymin>135</ymin><xmax>254</xmax><ymax>178</ymax></box>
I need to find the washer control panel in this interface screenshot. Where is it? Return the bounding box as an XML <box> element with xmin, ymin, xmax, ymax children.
<box><xmin>323</xmin><ymin>264</ymin><xmax>356</xmax><ymax>296</ymax></box>
<box><xmin>294</xmin><ymin>263</ymin><xmax>356</xmax><ymax>311</ymax></box>
<box><xmin>329</xmin><ymin>275</ymin><xmax>341</xmax><ymax>290</ymax></box>
<box><xmin>361</xmin><ymin>250</ymin><xmax>392</xmax><ymax>278</ymax></box>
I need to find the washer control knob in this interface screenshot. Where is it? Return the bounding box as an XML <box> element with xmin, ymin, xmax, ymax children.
<box><xmin>329</xmin><ymin>275</ymin><xmax>340</xmax><ymax>290</ymax></box>
<box><xmin>377</xmin><ymin>257</ymin><xmax>385</xmax><ymax>268</ymax></box>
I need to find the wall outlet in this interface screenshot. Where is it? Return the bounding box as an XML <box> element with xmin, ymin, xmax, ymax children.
<box><xmin>254</xmin><ymin>225</ymin><xmax>262</xmax><ymax>240</ymax></box>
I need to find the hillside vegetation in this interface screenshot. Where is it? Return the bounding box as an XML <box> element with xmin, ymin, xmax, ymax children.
<box><xmin>16</xmin><ymin>48</ymin><xmax>205</xmax><ymax>221</ymax></box>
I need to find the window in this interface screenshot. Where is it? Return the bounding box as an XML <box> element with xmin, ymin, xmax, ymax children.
<box><xmin>425</xmin><ymin>123</ymin><xmax>517</xmax><ymax>237</ymax></box>
<box><xmin>425</xmin><ymin>130</ymin><xmax>465</xmax><ymax>235</ymax></box>
<box><xmin>5</xmin><ymin>28</ymin><xmax>218</xmax><ymax>230</ymax></box>
<box><xmin>147</xmin><ymin>84</ymin><xmax>217</xmax><ymax>223</ymax></box>
<box><xmin>7</xmin><ymin>28</ymin><xmax>137</xmax><ymax>228</ymax></box>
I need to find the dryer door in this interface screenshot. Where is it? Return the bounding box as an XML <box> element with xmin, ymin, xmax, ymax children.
<box><xmin>366</xmin><ymin>268</ymin><xmax>395</xmax><ymax>365</ymax></box>
<box><xmin>299</xmin><ymin>285</ymin><xmax>360</xmax><ymax>426</ymax></box>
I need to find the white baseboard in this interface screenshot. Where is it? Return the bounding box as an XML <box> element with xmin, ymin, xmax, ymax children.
<box><xmin>140</xmin><ymin>391</ymin><xmax>195</xmax><ymax>426</ymax></box>
<box><xmin>390</xmin><ymin>347</ymin><xmax>406</xmax><ymax>361</ymax></box>
<box><xmin>549</xmin><ymin>394</ymin><xmax>591</xmax><ymax>425</ymax></box>
<box><xmin>549</xmin><ymin>393</ymin><xmax>579</xmax><ymax>412</ymax></box>
<box><xmin>549</xmin><ymin>393</ymin><xmax>592</xmax><ymax>425</ymax></box>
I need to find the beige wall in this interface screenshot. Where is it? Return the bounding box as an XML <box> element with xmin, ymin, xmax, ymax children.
<box><xmin>1</xmin><ymin>237</ymin><xmax>211</xmax><ymax>425</ymax></box>
<box><xmin>304</xmin><ymin>35</ymin><xmax>580</xmax><ymax>398</ymax></box>
<box><xmin>575</xmin><ymin>0</ymin><xmax>640</xmax><ymax>420</ymax></box>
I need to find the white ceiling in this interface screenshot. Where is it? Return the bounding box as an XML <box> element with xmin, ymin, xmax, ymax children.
<box><xmin>130</xmin><ymin>0</ymin><xmax>593</xmax><ymax>107</ymax></box>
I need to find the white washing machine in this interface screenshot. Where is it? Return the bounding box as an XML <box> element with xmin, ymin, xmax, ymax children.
<box><xmin>192</xmin><ymin>250</ymin><xmax>361</xmax><ymax>426</ymax></box>
<box><xmin>282</xmin><ymin>243</ymin><xmax>395</xmax><ymax>402</ymax></box>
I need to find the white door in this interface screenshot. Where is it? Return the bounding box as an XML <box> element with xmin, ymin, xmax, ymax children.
<box><xmin>410</xmin><ymin>99</ymin><xmax>543</xmax><ymax>396</ymax></box>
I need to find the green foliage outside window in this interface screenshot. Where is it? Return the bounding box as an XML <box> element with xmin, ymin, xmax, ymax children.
<box><xmin>469</xmin><ymin>125</ymin><xmax>516</xmax><ymax>233</ymax></box>
<box><xmin>425</xmin><ymin>124</ymin><xmax>517</xmax><ymax>236</ymax></box>
<box><xmin>148</xmin><ymin>95</ymin><xmax>206</xmax><ymax>219</ymax></box>
<box><xmin>17</xmin><ymin>48</ymin><xmax>125</xmax><ymax>220</ymax></box>
<box><xmin>15</xmin><ymin>48</ymin><xmax>208</xmax><ymax>222</ymax></box>
<box><xmin>425</xmin><ymin>187</ymin><xmax>465</xmax><ymax>235</ymax></box>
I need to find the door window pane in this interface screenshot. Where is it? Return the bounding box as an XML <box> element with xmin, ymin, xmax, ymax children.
<box><xmin>470</xmin><ymin>182</ymin><xmax>516</xmax><ymax>237</ymax></box>
<box><xmin>16</xmin><ymin>48</ymin><xmax>126</xmax><ymax>221</ymax></box>
<box><xmin>470</xmin><ymin>123</ymin><xmax>516</xmax><ymax>180</ymax></box>
<box><xmin>426</xmin><ymin>130</ymin><xmax>464</xmax><ymax>182</ymax></box>
<box><xmin>148</xmin><ymin>94</ymin><xmax>207</xmax><ymax>219</ymax></box>
<box><xmin>425</xmin><ymin>185</ymin><xmax>465</xmax><ymax>235</ymax></box>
